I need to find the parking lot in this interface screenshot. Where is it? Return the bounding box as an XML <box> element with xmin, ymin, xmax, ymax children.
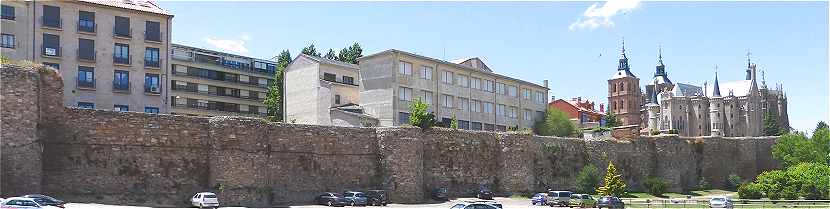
<box><xmin>58</xmin><ymin>198</ymin><xmax>581</xmax><ymax>209</ymax></box>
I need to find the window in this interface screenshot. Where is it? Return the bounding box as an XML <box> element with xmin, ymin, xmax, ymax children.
<box><xmin>524</xmin><ymin>109</ymin><xmax>532</xmax><ymax>121</ymax></box>
<box><xmin>484</xmin><ymin>102</ymin><xmax>494</xmax><ymax>113</ymax></box>
<box><xmin>470</xmin><ymin>100</ymin><xmax>481</xmax><ymax>112</ymax></box>
<box><xmin>535</xmin><ymin>91</ymin><xmax>545</xmax><ymax>103</ymax></box>
<box><xmin>144</xmin><ymin>47</ymin><xmax>160</xmax><ymax>67</ymax></box>
<box><xmin>459</xmin><ymin>120</ymin><xmax>470</xmax><ymax>130</ymax></box>
<box><xmin>78</xmin><ymin>102</ymin><xmax>94</xmax><ymax>109</ymax></box>
<box><xmin>421</xmin><ymin>90</ymin><xmax>432</xmax><ymax>104</ymax></box>
<box><xmin>442</xmin><ymin>94</ymin><xmax>453</xmax><ymax>108</ymax></box>
<box><xmin>441</xmin><ymin>71</ymin><xmax>453</xmax><ymax>84</ymax></box>
<box><xmin>1</xmin><ymin>34</ymin><xmax>13</xmax><ymax>48</ymax></box>
<box><xmin>496</xmin><ymin>104</ymin><xmax>506</xmax><ymax>116</ymax></box>
<box><xmin>457</xmin><ymin>75</ymin><xmax>468</xmax><ymax>87</ymax></box>
<box><xmin>1</xmin><ymin>5</ymin><xmax>14</xmax><ymax>20</ymax></box>
<box><xmin>145</xmin><ymin>21</ymin><xmax>160</xmax><ymax>42</ymax></box>
<box><xmin>523</xmin><ymin>89</ymin><xmax>531</xmax><ymax>99</ymax></box>
<box><xmin>114</xmin><ymin>43</ymin><xmax>130</xmax><ymax>64</ymax></box>
<box><xmin>398</xmin><ymin>61</ymin><xmax>412</xmax><ymax>76</ymax></box>
<box><xmin>78</xmin><ymin>11</ymin><xmax>95</xmax><ymax>32</ymax></box>
<box><xmin>43</xmin><ymin>62</ymin><xmax>59</xmax><ymax>71</ymax></box>
<box><xmin>471</xmin><ymin>122</ymin><xmax>482</xmax><ymax>130</ymax></box>
<box><xmin>509</xmin><ymin>106</ymin><xmax>518</xmax><ymax>118</ymax></box>
<box><xmin>398</xmin><ymin>112</ymin><xmax>410</xmax><ymax>125</ymax></box>
<box><xmin>420</xmin><ymin>66</ymin><xmax>432</xmax><ymax>80</ymax></box>
<box><xmin>114</xmin><ymin>104</ymin><xmax>129</xmax><ymax>112</ymax></box>
<box><xmin>144</xmin><ymin>107</ymin><xmax>159</xmax><ymax>114</ymax></box>
<box><xmin>144</xmin><ymin>74</ymin><xmax>160</xmax><ymax>93</ymax></box>
<box><xmin>114</xmin><ymin>16</ymin><xmax>130</xmax><ymax>37</ymax></box>
<box><xmin>398</xmin><ymin>87</ymin><xmax>412</xmax><ymax>101</ymax></box>
<box><xmin>78</xmin><ymin>38</ymin><xmax>94</xmax><ymax>60</ymax></box>
<box><xmin>335</xmin><ymin>95</ymin><xmax>341</xmax><ymax>105</ymax></box>
<box><xmin>471</xmin><ymin>77</ymin><xmax>482</xmax><ymax>89</ymax></box>
<box><xmin>508</xmin><ymin>85</ymin><xmax>517</xmax><ymax>97</ymax></box>
<box><xmin>496</xmin><ymin>82</ymin><xmax>506</xmax><ymax>94</ymax></box>
<box><xmin>42</xmin><ymin>5</ymin><xmax>60</xmax><ymax>28</ymax></box>
<box><xmin>484</xmin><ymin>80</ymin><xmax>494</xmax><ymax>92</ymax></box>
<box><xmin>323</xmin><ymin>73</ymin><xmax>336</xmax><ymax>82</ymax></box>
<box><xmin>342</xmin><ymin>76</ymin><xmax>354</xmax><ymax>85</ymax></box>
<box><xmin>483</xmin><ymin>123</ymin><xmax>494</xmax><ymax>131</ymax></box>
<box><xmin>42</xmin><ymin>33</ymin><xmax>60</xmax><ymax>56</ymax></box>
<box><xmin>77</xmin><ymin>66</ymin><xmax>94</xmax><ymax>88</ymax></box>
<box><xmin>113</xmin><ymin>70</ymin><xmax>129</xmax><ymax>91</ymax></box>
<box><xmin>458</xmin><ymin>97</ymin><xmax>468</xmax><ymax>110</ymax></box>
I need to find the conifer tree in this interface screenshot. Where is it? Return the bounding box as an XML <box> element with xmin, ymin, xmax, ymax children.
<box><xmin>596</xmin><ymin>162</ymin><xmax>627</xmax><ymax>197</ymax></box>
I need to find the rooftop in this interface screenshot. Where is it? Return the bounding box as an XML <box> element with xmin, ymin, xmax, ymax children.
<box><xmin>79</xmin><ymin>0</ymin><xmax>172</xmax><ymax>16</ymax></box>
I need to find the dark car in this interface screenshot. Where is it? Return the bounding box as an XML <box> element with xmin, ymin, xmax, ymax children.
<box><xmin>432</xmin><ymin>187</ymin><xmax>449</xmax><ymax>201</ymax></box>
<box><xmin>366</xmin><ymin>190</ymin><xmax>389</xmax><ymax>206</ymax></box>
<box><xmin>316</xmin><ymin>192</ymin><xmax>349</xmax><ymax>207</ymax></box>
<box><xmin>476</xmin><ymin>189</ymin><xmax>494</xmax><ymax>200</ymax></box>
<box><xmin>23</xmin><ymin>194</ymin><xmax>65</xmax><ymax>208</ymax></box>
<box><xmin>597</xmin><ymin>196</ymin><xmax>625</xmax><ymax>209</ymax></box>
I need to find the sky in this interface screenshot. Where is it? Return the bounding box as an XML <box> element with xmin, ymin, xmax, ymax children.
<box><xmin>159</xmin><ymin>1</ymin><xmax>829</xmax><ymax>133</ymax></box>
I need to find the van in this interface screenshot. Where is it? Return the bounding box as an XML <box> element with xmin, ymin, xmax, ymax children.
<box><xmin>546</xmin><ymin>191</ymin><xmax>572</xmax><ymax>207</ymax></box>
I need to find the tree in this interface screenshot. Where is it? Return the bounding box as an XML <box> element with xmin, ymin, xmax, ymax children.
<box><xmin>301</xmin><ymin>44</ymin><xmax>321</xmax><ymax>57</ymax></box>
<box><xmin>450</xmin><ymin>113</ymin><xmax>459</xmax><ymax>129</ymax></box>
<box><xmin>642</xmin><ymin>176</ymin><xmax>668</xmax><ymax>196</ymax></box>
<box><xmin>534</xmin><ymin>108</ymin><xmax>576</xmax><ymax>137</ymax></box>
<box><xmin>604</xmin><ymin>111</ymin><xmax>621</xmax><ymax>128</ymax></box>
<box><xmin>263</xmin><ymin>50</ymin><xmax>291</xmax><ymax>122</ymax></box>
<box><xmin>596</xmin><ymin>162</ymin><xmax>627</xmax><ymax>197</ymax></box>
<box><xmin>324</xmin><ymin>49</ymin><xmax>338</xmax><ymax>60</ymax></box>
<box><xmin>817</xmin><ymin>121</ymin><xmax>828</xmax><ymax>132</ymax></box>
<box><xmin>575</xmin><ymin>164</ymin><xmax>601</xmax><ymax>194</ymax></box>
<box><xmin>336</xmin><ymin>42</ymin><xmax>364</xmax><ymax>64</ymax></box>
<box><xmin>744</xmin><ymin>162</ymin><xmax>830</xmax><ymax>200</ymax></box>
<box><xmin>763</xmin><ymin>112</ymin><xmax>781</xmax><ymax>136</ymax></box>
<box><xmin>408</xmin><ymin>98</ymin><xmax>435</xmax><ymax>129</ymax></box>
<box><xmin>772</xmin><ymin>124</ymin><xmax>830</xmax><ymax>167</ymax></box>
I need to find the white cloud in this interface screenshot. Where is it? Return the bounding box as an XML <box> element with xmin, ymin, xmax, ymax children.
<box><xmin>569</xmin><ymin>0</ymin><xmax>641</xmax><ymax>31</ymax></box>
<box><xmin>203</xmin><ymin>35</ymin><xmax>250</xmax><ymax>54</ymax></box>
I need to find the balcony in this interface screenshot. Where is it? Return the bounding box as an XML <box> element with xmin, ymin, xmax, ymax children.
<box><xmin>40</xmin><ymin>17</ymin><xmax>62</xmax><ymax>29</ymax></box>
<box><xmin>1</xmin><ymin>14</ymin><xmax>14</xmax><ymax>21</ymax></box>
<box><xmin>113</xmin><ymin>55</ymin><xmax>131</xmax><ymax>66</ymax></box>
<box><xmin>144</xmin><ymin>31</ymin><xmax>162</xmax><ymax>43</ymax></box>
<box><xmin>113</xmin><ymin>27</ymin><xmax>132</xmax><ymax>39</ymax></box>
<box><xmin>77</xmin><ymin>49</ymin><xmax>96</xmax><ymax>62</ymax></box>
<box><xmin>144</xmin><ymin>59</ymin><xmax>161</xmax><ymax>69</ymax></box>
<box><xmin>41</xmin><ymin>46</ymin><xmax>61</xmax><ymax>57</ymax></box>
<box><xmin>144</xmin><ymin>84</ymin><xmax>161</xmax><ymax>94</ymax></box>
<box><xmin>112</xmin><ymin>81</ymin><xmax>130</xmax><ymax>93</ymax></box>
<box><xmin>77</xmin><ymin>20</ymin><xmax>96</xmax><ymax>34</ymax></box>
<box><xmin>76</xmin><ymin>78</ymin><xmax>95</xmax><ymax>89</ymax></box>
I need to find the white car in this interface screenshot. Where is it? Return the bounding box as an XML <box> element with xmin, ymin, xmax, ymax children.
<box><xmin>708</xmin><ymin>196</ymin><xmax>733</xmax><ymax>208</ymax></box>
<box><xmin>191</xmin><ymin>192</ymin><xmax>219</xmax><ymax>208</ymax></box>
<box><xmin>1</xmin><ymin>197</ymin><xmax>43</xmax><ymax>209</ymax></box>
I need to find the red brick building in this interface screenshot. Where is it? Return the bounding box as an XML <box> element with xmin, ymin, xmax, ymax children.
<box><xmin>549</xmin><ymin>97</ymin><xmax>605</xmax><ymax>128</ymax></box>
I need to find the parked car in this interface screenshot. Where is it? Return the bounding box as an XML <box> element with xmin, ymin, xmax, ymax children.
<box><xmin>190</xmin><ymin>192</ymin><xmax>219</xmax><ymax>208</ymax></box>
<box><xmin>531</xmin><ymin>193</ymin><xmax>548</xmax><ymax>206</ymax></box>
<box><xmin>22</xmin><ymin>194</ymin><xmax>64</xmax><ymax>208</ymax></box>
<box><xmin>316</xmin><ymin>192</ymin><xmax>348</xmax><ymax>207</ymax></box>
<box><xmin>708</xmin><ymin>196</ymin><xmax>733</xmax><ymax>208</ymax></box>
<box><xmin>366</xmin><ymin>190</ymin><xmax>389</xmax><ymax>206</ymax></box>
<box><xmin>462</xmin><ymin>200</ymin><xmax>502</xmax><ymax>209</ymax></box>
<box><xmin>569</xmin><ymin>194</ymin><xmax>596</xmax><ymax>208</ymax></box>
<box><xmin>343</xmin><ymin>191</ymin><xmax>368</xmax><ymax>206</ymax></box>
<box><xmin>546</xmin><ymin>191</ymin><xmax>571</xmax><ymax>207</ymax></box>
<box><xmin>450</xmin><ymin>201</ymin><xmax>500</xmax><ymax>209</ymax></box>
<box><xmin>476</xmin><ymin>189</ymin><xmax>494</xmax><ymax>200</ymax></box>
<box><xmin>1</xmin><ymin>197</ymin><xmax>43</xmax><ymax>209</ymax></box>
<box><xmin>432</xmin><ymin>188</ymin><xmax>449</xmax><ymax>201</ymax></box>
<box><xmin>597</xmin><ymin>196</ymin><xmax>625</xmax><ymax>209</ymax></box>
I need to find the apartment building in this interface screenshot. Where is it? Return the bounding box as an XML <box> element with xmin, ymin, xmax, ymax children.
<box><xmin>285</xmin><ymin>53</ymin><xmax>377</xmax><ymax>127</ymax></box>
<box><xmin>359</xmin><ymin>49</ymin><xmax>549</xmax><ymax>131</ymax></box>
<box><xmin>1</xmin><ymin>0</ymin><xmax>172</xmax><ymax>113</ymax></box>
<box><xmin>168</xmin><ymin>44</ymin><xmax>274</xmax><ymax>117</ymax></box>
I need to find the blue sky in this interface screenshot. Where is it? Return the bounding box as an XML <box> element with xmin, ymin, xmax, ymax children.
<box><xmin>159</xmin><ymin>1</ymin><xmax>828</xmax><ymax>132</ymax></box>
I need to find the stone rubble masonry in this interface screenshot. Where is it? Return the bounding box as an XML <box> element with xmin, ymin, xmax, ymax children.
<box><xmin>1</xmin><ymin>65</ymin><xmax>779</xmax><ymax>206</ymax></box>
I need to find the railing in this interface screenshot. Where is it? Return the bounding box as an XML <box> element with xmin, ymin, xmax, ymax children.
<box><xmin>144</xmin><ymin>31</ymin><xmax>162</xmax><ymax>42</ymax></box>
<box><xmin>144</xmin><ymin>84</ymin><xmax>161</xmax><ymax>94</ymax></box>
<box><xmin>113</xmin><ymin>26</ymin><xmax>132</xmax><ymax>38</ymax></box>
<box><xmin>171</xmin><ymin>86</ymin><xmax>263</xmax><ymax>101</ymax></box>
<box><xmin>77</xmin><ymin>49</ymin><xmax>96</xmax><ymax>61</ymax></box>
<box><xmin>1</xmin><ymin>14</ymin><xmax>14</xmax><ymax>20</ymax></box>
<box><xmin>171</xmin><ymin>71</ymin><xmax>269</xmax><ymax>88</ymax></box>
<box><xmin>112</xmin><ymin>81</ymin><xmax>130</xmax><ymax>92</ymax></box>
<box><xmin>77</xmin><ymin>20</ymin><xmax>96</xmax><ymax>33</ymax></box>
<box><xmin>172</xmin><ymin>102</ymin><xmax>267</xmax><ymax>117</ymax></box>
<box><xmin>76</xmin><ymin>77</ymin><xmax>95</xmax><ymax>89</ymax></box>
<box><xmin>113</xmin><ymin>55</ymin><xmax>131</xmax><ymax>65</ymax></box>
<box><xmin>41</xmin><ymin>46</ymin><xmax>61</xmax><ymax>57</ymax></box>
<box><xmin>40</xmin><ymin>16</ymin><xmax>62</xmax><ymax>29</ymax></box>
<box><xmin>1</xmin><ymin>41</ymin><xmax>15</xmax><ymax>49</ymax></box>
<box><xmin>144</xmin><ymin>59</ymin><xmax>160</xmax><ymax>68</ymax></box>
<box><xmin>621</xmin><ymin>198</ymin><xmax>830</xmax><ymax>208</ymax></box>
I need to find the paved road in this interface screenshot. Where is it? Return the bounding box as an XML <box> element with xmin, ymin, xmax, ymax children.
<box><xmin>62</xmin><ymin>197</ymin><xmax>586</xmax><ymax>209</ymax></box>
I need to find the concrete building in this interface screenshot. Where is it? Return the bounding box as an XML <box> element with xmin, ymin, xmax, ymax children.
<box><xmin>358</xmin><ymin>49</ymin><xmax>549</xmax><ymax>131</ymax></box>
<box><xmin>1</xmin><ymin>0</ymin><xmax>172</xmax><ymax>113</ymax></box>
<box><xmin>284</xmin><ymin>53</ymin><xmax>377</xmax><ymax>127</ymax></box>
<box><xmin>549</xmin><ymin>97</ymin><xmax>605</xmax><ymax>129</ymax></box>
<box><xmin>168</xmin><ymin>44</ymin><xmax>274</xmax><ymax>117</ymax></box>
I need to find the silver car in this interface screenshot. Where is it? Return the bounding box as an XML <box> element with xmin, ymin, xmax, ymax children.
<box><xmin>709</xmin><ymin>196</ymin><xmax>733</xmax><ymax>208</ymax></box>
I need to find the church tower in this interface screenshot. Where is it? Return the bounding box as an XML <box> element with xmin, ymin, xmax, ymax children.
<box><xmin>646</xmin><ymin>46</ymin><xmax>674</xmax><ymax>104</ymax></box>
<box><xmin>709</xmin><ymin>70</ymin><xmax>724</xmax><ymax>136</ymax></box>
<box><xmin>607</xmin><ymin>40</ymin><xmax>642</xmax><ymax>126</ymax></box>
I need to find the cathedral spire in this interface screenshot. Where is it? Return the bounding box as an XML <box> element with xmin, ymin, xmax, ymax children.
<box><xmin>713</xmin><ymin>66</ymin><xmax>721</xmax><ymax>97</ymax></box>
<box><xmin>761</xmin><ymin>70</ymin><xmax>767</xmax><ymax>89</ymax></box>
<box><xmin>746</xmin><ymin>50</ymin><xmax>752</xmax><ymax>80</ymax></box>
<box><xmin>657</xmin><ymin>44</ymin><xmax>664</xmax><ymax>66</ymax></box>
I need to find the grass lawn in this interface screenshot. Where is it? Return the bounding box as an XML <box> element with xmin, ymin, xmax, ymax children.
<box><xmin>627</xmin><ymin>189</ymin><xmax>737</xmax><ymax>199</ymax></box>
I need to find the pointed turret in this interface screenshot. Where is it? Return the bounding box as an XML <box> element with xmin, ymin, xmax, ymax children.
<box><xmin>712</xmin><ymin>68</ymin><xmax>722</xmax><ymax>97</ymax></box>
<box><xmin>746</xmin><ymin>50</ymin><xmax>752</xmax><ymax>80</ymax></box>
<box><xmin>611</xmin><ymin>38</ymin><xmax>636</xmax><ymax>79</ymax></box>
<box><xmin>652</xmin><ymin>45</ymin><xmax>672</xmax><ymax>87</ymax></box>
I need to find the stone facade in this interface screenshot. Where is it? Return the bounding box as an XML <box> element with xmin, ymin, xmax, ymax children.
<box><xmin>2</xmin><ymin>65</ymin><xmax>781</xmax><ymax>206</ymax></box>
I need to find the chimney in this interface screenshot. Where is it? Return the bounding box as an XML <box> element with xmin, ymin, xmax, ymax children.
<box><xmin>543</xmin><ymin>80</ymin><xmax>549</xmax><ymax>89</ymax></box>
<box><xmin>578</xmin><ymin>97</ymin><xmax>582</xmax><ymax>102</ymax></box>
<box><xmin>600</xmin><ymin>103</ymin><xmax>605</xmax><ymax>113</ymax></box>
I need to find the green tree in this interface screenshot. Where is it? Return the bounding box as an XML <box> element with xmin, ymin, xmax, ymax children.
<box><xmin>596</xmin><ymin>162</ymin><xmax>627</xmax><ymax>197</ymax></box>
<box><xmin>749</xmin><ymin>163</ymin><xmax>830</xmax><ymax>200</ymax></box>
<box><xmin>604</xmin><ymin>111</ymin><xmax>621</xmax><ymax>127</ymax></box>
<box><xmin>301</xmin><ymin>44</ymin><xmax>321</xmax><ymax>57</ymax></box>
<box><xmin>408</xmin><ymin>98</ymin><xmax>435</xmax><ymax>129</ymax></box>
<box><xmin>534</xmin><ymin>108</ymin><xmax>576</xmax><ymax>137</ymax></box>
<box><xmin>817</xmin><ymin>121</ymin><xmax>828</xmax><ymax>132</ymax></box>
<box><xmin>575</xmin><ymin>164</ymin><xmax>601</xmax><ymax>194</ymax></box>
<box><xmin>450</xmin><ymin>113</ymin><xmax>459</xmax><ymax>129</ymax></box>
<box><xmin>324</xmin><ymin>49</ymin><xmax>337</xmax><ymax>60</ymax></box>
<box><xmin>263</xmin><ymin>50</ymin><xmax>292</xmax><ymax>122</ymax></box>
<box><xmin>337</xmin><ymin>42</ymin><xmax>364</xmax><ymax>64</ymax></box>
<box><xmin>642</xmin><ymin>176</ymin><xmax>668</xmax><ymax>196</ymax></box>
<box><xmin>763</xmin><ymin>112</ymin><xmax>781</xmax><ymax>136</ymax></box>
<box><xmin>772</xmin><ymin>124</ymin><xmax>830</xmax><ymax>167</ymax></box>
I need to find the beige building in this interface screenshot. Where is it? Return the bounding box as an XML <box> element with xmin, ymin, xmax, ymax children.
<box><xmin>284</xmin><ymin>53</ymin><xmax>377</xmax><ymax>127</ymax></box>
<box><xmin>358</xmin><ymin>49</ymin><xmax>549</xmax><ymax>131</ymax></box>
<box><xmin>168</xmin><ymin>44</ymin><xmax>274</xmax><ymax>117</ymax></box>
<box><xmin>1</xmin><ymin>0</ymin><xmax>172</xmax><ymax>113</ymax></box>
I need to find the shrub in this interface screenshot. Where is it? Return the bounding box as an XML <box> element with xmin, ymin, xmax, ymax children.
<box><xmin>650</xmin><ymin>130</ymin><xmax>660</xmax><ymax>135</ymax></box>
<box><xmin>408</xmin><ymin>98</ymin><xmax>435</xmax><ymax>129</ymax></box>
<box><xmin>642</xmin><ymin>176</ymin><xmax>668</xmax><ymax>196</ymax></box>
<box><xmin>727</xmin><ymin>174</ymin><xmax>743</xmax><ymax>190</ymax></box>
<box><xmin>697</xmin><ymin>177</ymin><xmax>710</xmax><ymax>190</ymax></box>
<box><xmin>534</xmin><ymin>108</ymin><xmax>576</xmax><ymax>137</ymax></box>
<box><xmin>667</xmin><ymin>129</ymin><xmax>679</xmax><ymax>134</ymax></box>
<box><xmin>737</xmin><ymin>183</ymin><xmax>762</xmax><ymax>199</ymax></box>
<box><xmin>575</xmin><ymin>165</ymin><xmax>601</xmax><ymax>194</ymax></box>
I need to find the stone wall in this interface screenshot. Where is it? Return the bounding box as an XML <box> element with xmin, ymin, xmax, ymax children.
<box><xmin>1</xmin><ymin>65</ymin><xmax>780</xmax><ymax>206</ymax></box>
